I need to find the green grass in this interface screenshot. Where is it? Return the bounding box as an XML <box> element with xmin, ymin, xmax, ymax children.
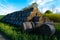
<box><xmin>54</xmin><ymin>23</ymin><xmax>60</xmax><ymax>31</ymax></box>
<box><xmin>0</xmin><ymin>21</ymin><xmax>60</xmax><ymax>40</ymax></box>
<box><xmin>0</xmin><ymin>22</ymin><xmax>40</xmax><ymax>40</ymax></box>
<box><xmin>0</xmin><ymin>22</ymin><xmax>19</xmax><ymax>40</ymax></box>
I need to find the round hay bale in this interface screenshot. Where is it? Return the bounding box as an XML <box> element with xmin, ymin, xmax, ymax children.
<box><xmin>39</xmin><ymin>24</ymin><xmax>55</xmax><ymax>36</ymax></box>
<box><xmin>23</xmin><ymin>22</ymin><xmax>33</xmax><ymax>32</ymax></box>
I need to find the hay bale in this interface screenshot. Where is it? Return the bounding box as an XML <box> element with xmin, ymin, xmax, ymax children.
<box><xmin>1</xmin><ymin>7</ymin><xmax>33</xmax><ymax>26</ymax></box>
<box><xmin>23</xmin><ymin>22</ymin><xmax>33</xmax><ymax>31</ymax></box>
<box><xmin>39</xmin><ymin>24</ymin><xmax>55</xmax><ymax>36</ymax></box>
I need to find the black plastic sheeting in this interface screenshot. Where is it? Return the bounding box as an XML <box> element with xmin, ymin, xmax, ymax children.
<box><xmin>39</xmin><ymin>24</ymin><xmax>55</xmax><ymax>36</ymax></box>
<box><xmin>1</xmin><ymin>7</ymin><xmax>33</xmax><ymax>26</ymax></box>
<box><xmin>23</xmin><ymin>22</ymin><xmax>55</xmax><ymax>36</ymax></box>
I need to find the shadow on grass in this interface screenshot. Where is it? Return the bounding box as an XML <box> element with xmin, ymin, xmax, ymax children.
<box><xmin>0</xmin><ymin>31</ymin><xmax>10</xmax><ymax>40</ymax></box>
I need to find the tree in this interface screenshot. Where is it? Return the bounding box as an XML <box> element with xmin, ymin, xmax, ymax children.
<box><xmin>31</xmin><ymin>2</ymin><xmax>38</xmax><ymax>7</ymax></box>
<box><xmin>44</xmin><ymin>10</ymin><xmax>53</xmax><ymax>14</ymax></box>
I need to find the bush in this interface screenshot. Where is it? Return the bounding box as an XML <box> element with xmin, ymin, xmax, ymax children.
<box><xmin>44</xmin><ymin>10</ymin><xmax>53</xmax><ymax>14</ymax></box>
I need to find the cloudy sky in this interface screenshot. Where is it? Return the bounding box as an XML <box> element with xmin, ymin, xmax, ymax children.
<box><xmin>0</xmin><ymin>0</ymin><xmax>60</xmax><ymax>15</ymax></box>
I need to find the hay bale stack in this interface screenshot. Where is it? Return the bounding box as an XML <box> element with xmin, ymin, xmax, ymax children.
<box><xmin>1</xmin><ymin>7</ymin><xmax>33</xmax><ymax>26</ymax></box>
<box><xmin>1</xmin><ymin>3</ymin><xmax>49</xmax><ymax>26</ymax></box>
<box><xmin>36</xmin><ymin>24</ymin><xmax>55</xmax><ymax>36</ymax></box>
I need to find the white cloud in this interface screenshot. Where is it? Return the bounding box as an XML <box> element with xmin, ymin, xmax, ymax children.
<box><xmin>42</xmin><ymin>8</ymin><xmax>49</xmax><ymax>13</ymax></box>
<box><xmin>54</xmin><ymin>7</ymin><xmax>60</xmax><ymax>13</ymax></box>
<box><xmin>29</xmin><ymin>0</ymin><xmax>53</xmax><ymax>6</ymax></box>
<box><xmin>0</xmin><ymin>5</ymin><xmax>17</xmax><ymax>15</ymax></box>
<box><xmin>29</xmin><ymin>0</ymin><xmax>54</xmax><ymax>13</ymax></box>
<box><xmin>0</xmin><ymin>0</ymin><xmax>17</xmax><ymax>15</ymax></box>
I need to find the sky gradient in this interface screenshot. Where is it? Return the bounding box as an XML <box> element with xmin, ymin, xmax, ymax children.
<box><xmin>0</xmin><ymin>0</ymin><xmax>60</xmax><ymax>15</ymax></box>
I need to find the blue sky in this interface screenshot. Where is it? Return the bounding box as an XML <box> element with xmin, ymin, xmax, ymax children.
<box><xmin>0</xmin><ymin>0</ymin><xmax>60</xmax><ymax>15</ymax></box>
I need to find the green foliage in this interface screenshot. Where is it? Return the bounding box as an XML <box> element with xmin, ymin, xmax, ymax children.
<box><xmin>44</xmin><ymin>10</ymin><xmax>53</xmax><ymax>14</ymax></box>
<box><xmin>31</xmin><ymin>2</ymin><xmax>38</xmax><ymax>7</ymax></box>
<box><xmin>43</xmin><ymin>14</ymin><xmax>60</xmax><ymax>22</ymax></box>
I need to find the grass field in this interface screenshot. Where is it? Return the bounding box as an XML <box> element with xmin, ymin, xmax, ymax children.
<box><xmin>0</xmin><ymin>21</ymin><xmax>59</xmax><ymax>40</ymax></box>
<box><xmin>0</xmin><ymin>15</ymin><xmax>60</xmax><ymax>40</ymax></box>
